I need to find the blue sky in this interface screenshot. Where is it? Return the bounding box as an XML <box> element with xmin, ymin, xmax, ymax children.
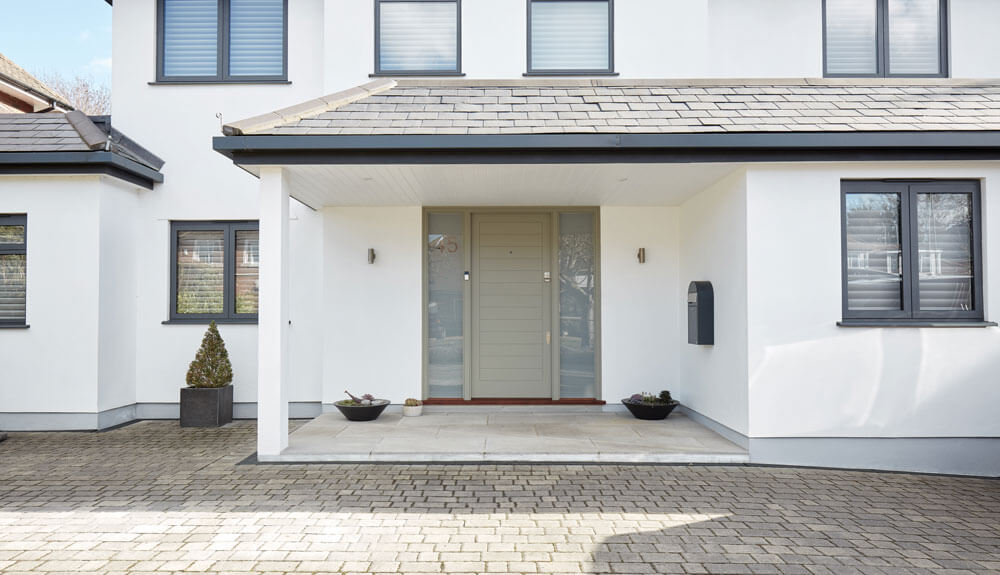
<box><xmin>0</xmin><ymin>1</ymin><xmax>112</xmax><ymax>88</ymax></box>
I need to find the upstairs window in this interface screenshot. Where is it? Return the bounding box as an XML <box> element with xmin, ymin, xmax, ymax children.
<box><xmin>376</xmin><ymin>0</ymin><xmax>461</xmax><ymax>75</ymax></box>
<box><xmin>841</xmin><ymin>181</ymin><xmax>983</xmax><ymax>323</ymax></box>
<box><xmin>0</xmin><ymin>215</ymin><xmax>26</xmax><ymax>327</ymax></box>
<box><xmin>528</xmin><ymin>0</ymin><xmax>614</xmax><ymax>75</ymax></box>
<box><xmin>157</xmin><ymin>0</ymin><xmax>287</xmax><ymax>82</ymax></box>
<box><xmin>824</xmin><ymin>0</ymin><xmax>947</xmax><ymax>77</ymax></box>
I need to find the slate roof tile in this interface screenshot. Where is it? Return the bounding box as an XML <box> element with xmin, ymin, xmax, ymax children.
<box><xmin>223</xmin><ymin>79</ymin><xmax>1000</xmax><ymax>136</ymax></box>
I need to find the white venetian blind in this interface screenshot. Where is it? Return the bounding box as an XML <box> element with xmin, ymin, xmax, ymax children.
<box><xmin>379</xmin><ymin>1</ymin><xmax>458</xmax><ymax>72</ymax></box>
<box><xmin>0</xmin><ymin>220</ymin><xmax>26</xmax><ymax>324</ymax></box>
<box><xmin>230</xmin><ymin>0</ymin><xmax>285</xmax><ymax>76</ymax></box>
<box><xmin>530</xmin><ymin>0</ymin><xmax>610</xmax><ymax>71</ymax></box>
<box><xmin>825</xmin><ymin>0</ymin><xmax>878</xmax><ymax>75</ymax></box>
<box><xmin>163</xmin><ymin>0</ymin><xmax>219</xmax><ymax>77</ymax></box>
<box><xmin>888</xmin><ymin>0</ymin><xmax>940</xmax><ymax>75</ymax></box>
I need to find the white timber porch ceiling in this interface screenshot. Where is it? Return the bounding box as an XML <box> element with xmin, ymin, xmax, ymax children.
<box><xmin>245</xmin><ymin>162</ymin><xmax>743</xmax><ymax>208</ymax></box>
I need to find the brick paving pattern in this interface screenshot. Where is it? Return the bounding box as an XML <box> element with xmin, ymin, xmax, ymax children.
<box><xmin>0</xmin><ymin>420</ymin><xmax>998</xmax><ymax>574</ymax></box>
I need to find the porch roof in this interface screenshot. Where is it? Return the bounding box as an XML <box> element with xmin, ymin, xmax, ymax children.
<box><xmin>224</xmin><ymin>78</ymin><xmax>1000</xmax><ymax>137</ymax></box>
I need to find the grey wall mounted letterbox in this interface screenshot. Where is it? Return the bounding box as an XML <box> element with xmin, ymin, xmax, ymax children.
<box><xmin>687</xmin><ymin>281</ymin><xmax>714</xmax><ymax>345</ymax></box>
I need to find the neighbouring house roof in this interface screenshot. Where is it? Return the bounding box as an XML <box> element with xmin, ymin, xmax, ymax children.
<box><xmin>0</xmin><ymin>52</ymin><xmax>73</xmax><ymax>112</ymax></box>
<box><xmin>0</xmin><ymin>111</ymin><xmax>164</xmax><ymax>189</ymax></box>
<box><xmin>215</xmin><ymin>79</ymin><xmax>1000</xmax><ymax>166</ymax></box>
<box><xmin>224</xmin><ymin>78</ymin><xmax>1000</xmax><ymax>136</ymax></box>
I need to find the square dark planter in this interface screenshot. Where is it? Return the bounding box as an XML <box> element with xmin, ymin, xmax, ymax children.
<box><xmin>180</xmin><ymin>385</ymin><xmax>233</xmax><ymax>427</ymax></box>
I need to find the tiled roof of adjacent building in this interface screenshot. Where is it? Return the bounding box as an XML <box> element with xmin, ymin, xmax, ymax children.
<box><xmin>0</xmin><ymin>111</ymin><xmax>164</xmax><ymax>187</ymax></box>
<box><xmin>224</xmin><ymin>78</ymin><xmax>1000</xmax><ymax>137</ymax></box>
<box><xmin>0</xmin><ymin>52</ymin><xmax>73</xmax><ymax>111</ymax></box>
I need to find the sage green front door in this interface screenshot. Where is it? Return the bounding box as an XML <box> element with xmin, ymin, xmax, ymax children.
<box><xmin>471</xmin><ymin>213</ymin><xmax>552</xmax><ymax>398</ymax></box>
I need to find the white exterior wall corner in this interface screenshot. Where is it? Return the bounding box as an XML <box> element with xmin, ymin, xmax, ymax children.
<box><xmin>322</xmin><ymin>207</ymin><xmax>422</xmax><ymax>404</ymax></box>
<box><xmin>745</xmin><ymin>165</ymin><xmax>1000</xmax><ymax>443</ymax></box>
<box><xmin>97</xmin><ymin>177</ymin><xmax>142</xmax><ymax>414</ymax></box>
<box><xmin>677</xmin><ymin>170</ymin><xmax>749</xmax><ymax>436</ymax></box>
<box><xmin>599</xmin><ymin>207</ymin><xmax>681</xmax><ymax>403</ymax></box>
<box><xmin>0</xmin><ymin>177</ymin><xmax>103</xmax><ymax>423</ymax></box>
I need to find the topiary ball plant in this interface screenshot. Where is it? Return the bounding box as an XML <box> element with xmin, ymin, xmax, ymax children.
<box><xmin>186</xmin><ymin>321</ymin><xmax>233</xmax><ymax>388</ymax></box>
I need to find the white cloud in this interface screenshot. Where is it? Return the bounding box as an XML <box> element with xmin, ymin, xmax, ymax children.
<box><xmin>86</xmin><ymin>57</ymin><xmax>112</xmax><ymax>73</ymax></box>
<box><xmin>79</xmin><ymin>29</ymin><xmax>92</xmax><ymax>43</ymax></box>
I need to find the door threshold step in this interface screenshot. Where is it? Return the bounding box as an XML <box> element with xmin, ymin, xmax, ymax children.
<box><xmin>423</xmin><ymin>398</ymin><xmax>607</xmax><ymax>405</ymax></box>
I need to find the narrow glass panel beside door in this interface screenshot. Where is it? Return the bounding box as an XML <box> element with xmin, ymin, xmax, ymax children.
<box><xmin>916</xmin><ymin>192</ymin><xmax>974</xmax><ymax>311</ymax></box>
<box><xmin>844</xmin><ymin>193</ymin><xmax>904</xmax><ymax>312</ymax></box>
<box><xmin>427</xmin><ymin>213</ymin><xmax>464</xmax><ymax>398</ymax></box>
<box><xmin>558</xmin><ymin>213</ymin><xmax>596</xmax><ymax>398</ymax></box>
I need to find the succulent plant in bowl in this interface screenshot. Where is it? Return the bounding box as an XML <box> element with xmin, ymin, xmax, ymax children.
<box><xmin>334</xmin><ymin>391</ymin><xmax>390</xmax><ymax>421</ymax></box>
<box><xmin>622</xmin><ymin>390</ymin><xmax>679</xmax><ymax>420</ymax></box>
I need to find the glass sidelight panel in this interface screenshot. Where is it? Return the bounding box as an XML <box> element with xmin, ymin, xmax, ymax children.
<box><xmin>427</xmin><ymin>213</ymin><xmax>464</xmax><ymax>398</ymax></box>
<box><xmin>558</xmin><ymin>213</ymin><xmax>596</xmax><ymax>398</ymax></box>
<box><xmin>916</xmin><ymin>192</ymin><xmax>974</xmax><ymax>311</ymax></box>
<box><xmin>844</xmin><ymin>192</ymin><xmax>904</xmax><ymax>312</ymax></box>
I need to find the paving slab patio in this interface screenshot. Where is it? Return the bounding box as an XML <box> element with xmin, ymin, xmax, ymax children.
<box><xmin>275</xmin><ymin>407</ymin><xmax>749</xmax><ymax>463</ymax></box>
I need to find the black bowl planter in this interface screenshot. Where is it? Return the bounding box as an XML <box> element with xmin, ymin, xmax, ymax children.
<box><xmin>335</xmin><ymin>400</ymin><xmax>390</xmax><ymax>422</ymax></box>
<box><xmin>180</xmin><ymin>385</ymin><xmax>234</xmax><ymax>427</ymax></box>
<box><xmin>622</xmin><ymin>399</ymin><xmax>680</xmax><ymax>421</ymax></box>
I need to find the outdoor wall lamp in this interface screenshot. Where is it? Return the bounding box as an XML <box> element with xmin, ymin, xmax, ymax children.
<box><xmin>368</xmin><ymin>248</ymin><xmax>376</xmax><ymax>264</ymax></box>
<box><xmin>637</xmin><ymin>248</ymin><xmax>646</xmax><ymax>263</ymax></box>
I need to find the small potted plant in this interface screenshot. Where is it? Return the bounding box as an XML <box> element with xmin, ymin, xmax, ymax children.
<box><xmin>180</xmin><ymin>321</ymin><xmax>234</xmax><ymax>427</ymax></box>
<box><xmin>335</xmin><ymin>390</ymin><xmax>390</xmax><ymax>421</ymax></box>
<box><xmin>622</xmin><ymin>390</ymin><xmax>679</xmax><ymax>420</ymax></box>
<box><xmin>402</xmin><ymin>398</ymin><xmax>423</xmax><ymax>417</ymax></box>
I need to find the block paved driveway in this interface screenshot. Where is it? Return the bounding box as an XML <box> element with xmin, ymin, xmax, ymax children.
<box><xmin>0</xmin><ymin>420</ymin><xmax>998</xmax><ymax>575</ymax></box>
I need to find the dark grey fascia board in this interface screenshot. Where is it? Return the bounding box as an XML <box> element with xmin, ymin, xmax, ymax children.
<box><xmin>212</xmin><ymin>131</ymin><xmax>1000</xmax><ymax>165</ymax></box>
<box><xmin>0</xmin><ymin>151</ymin><xmax>164</xmax><ymax>189</ymax></box>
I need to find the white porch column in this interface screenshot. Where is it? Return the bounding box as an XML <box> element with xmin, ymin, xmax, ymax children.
<box><xmin>257</xmin><ymin>167</ymin><xmax>290</xmax><ymax>458</ymax></box>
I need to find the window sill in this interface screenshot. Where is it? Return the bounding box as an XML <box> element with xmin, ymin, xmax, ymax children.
<box><xmin>837</xmin><ymin>320</ymin><xmax>997</xmax><ymax>328</ymax></box>
<box><xmin>369</xmin><ymin>72</ymin><xmax>465</xmax><ymax>77</ymax></box>
<box><xmin>523</xmin><ymin>71</ymin><xmax>619</xmax><ymax>77</ymax></box>
<box><xmin>0</xmin><ymin>324</ymin><xmax>29</xmax><ymax>329</ymax></box>
<box><xmin>162</xmin><ymin>319</ymin><xmax>258</xmax><ymax>325</ymax></box>
<box><xmin>149</xmin><ymin>80</ymin><xmax>291</xmax><ymax>86</ymax></box>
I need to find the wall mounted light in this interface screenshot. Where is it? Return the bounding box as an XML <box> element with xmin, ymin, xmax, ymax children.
<box><xmin>637</xmin><ymin>248</ymin><xmax>646</xmax><ymax>264</ymax></box>
<box><xmin>368</xmin><ymin>248</ymin><xmax>376</xmax><ymax>264</ymax></box>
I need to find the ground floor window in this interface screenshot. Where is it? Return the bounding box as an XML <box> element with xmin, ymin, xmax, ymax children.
<box><xmin>841</xmin><ymin>180</ymin><xmax>983</xmax><ymax>322</ymax></box>
<box><xmin>0</xmin><ymin>214</ymin><xmax>27</xmax><ymax>326</ymax></box>
<box><xmin>170</xmin><ymin>221</ymin><xmax>259</xmax><ymax>322</ymax></box>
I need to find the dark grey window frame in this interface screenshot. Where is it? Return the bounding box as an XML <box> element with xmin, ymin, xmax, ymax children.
<box><xmin>155</xmin><ymin>0</ymin><xmax>289</xmax><ymax>84</ymax></box>
<box><xmin>525</xmin><ymin>0</ymin><xmax>616</xmax><ymax>76</ymax></box>
<box><xmin>373</xmin><ymin>0</ymin><xmax>463</xmax><ymax>77</ymax></box>
<box><xmin>0</xmin><ymin>214</ymin><xmax>27</xmax><ymax>327</ymax></box>
<box><xmin>840</xmin><ymin>180</ymin><xmax>983</xmax><ymax>325</ymax></box>
<box><xmin>168</xmin><ymin>220</ymin><xmax>259</xmax><ymax>324</ymax></box>
<box><xmin>823</xmin><ymin>0</ymin><xmax>949</xmax><ymax>78</ymax></box>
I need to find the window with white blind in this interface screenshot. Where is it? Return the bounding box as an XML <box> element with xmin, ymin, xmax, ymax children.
<box><xmin>170</xmin><ymin>221</ymin><xmax>259</xmax><ymax>323</ymax></box>
<box><xmin>528</xmin><ymin>0</ymin><xmax>613</xmax><ymax>74</ymax></box>
<box><xmin>824</xmin><ymin>0</ymin><xmax>947</xmax><ymax>77</ymax></box>
<box><xmin>157</xmin><ymin>0</ymin><xmax>287</xmax><ymax>82</ymax></box>
<box><xmin>376</xmin><ymin>0</ymin><xmax>461</xmax><ymax>75</ymax></box>
<box><xmin>0</xmin><ymin>214</ymin><xmax>27</xmax><ymax>327</ymax></box>
<box><xmin>841</xmin><ymin>181</ymin><xmax>983</xmax><ymax>324</ymax></box>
